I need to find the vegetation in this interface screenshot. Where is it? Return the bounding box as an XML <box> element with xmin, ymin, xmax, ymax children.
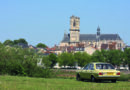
<box><xmin>91</xmin><ymin>49</ymin><xmax>124</xmax><ymax>66</ymax></box>
<box><xmin>74</xmin><ymin>52</ymin><xmax>91</xmax><ymax>67</ymax></box>
<box><xmin>58</xmin><ymin>52</ymin><xmax>71</xmax><ymax>67</ymax></box>
<box><xmin>57</xmin><ymin>49</ymin><xmax>130</xmax><ymax>68</ymax></box>
<box><xmin>118</xmin><ymin>73</ymin><xmax>130</xmax><ymax>81</ymax></box>
<box><xmin>1</xmin><ymin>39</ymin><xmax>130</xmax><ymax>79</ymax></box>
<box><xmin>13</xmin><ymin>38</ymin><xmax>28</xmax><ymax>45</ymax></box>
<box><xmin>48</xmin><ymin>53</ymin><xmax>57</xmax><ymax>68</ymax></box>
<box><xmin>54</xmin><ymin>69</ymin><xmax>76</xmax><ymax>79</ymax></box>
<box><xmin>42</xmin><ymin>56</ymin><xmax>51</xmax><ymax>68</ymax></box>
<box><xmin>0</xmin><ymin>43</ymin><xmax>52</xmax><ymax>78</ymax></box>
<box><xmin>36</xmin><ymin>43</ymin><xmax>47</xmax><ymax>48</ymax></box>
<box><xmin>42</xmin><ymin>53</ymin><xmax>57</xmax><ymax>68</ymax></box>
<box><xmin>0</xmin><ymin>75</ymin><xmax>130</xmax><ymax>90</ymax></box>
<box><xmin>124</xmin><ymin>48</ymin><xmax>130</xmax><ymax>70</ymax></box>
<box><xmin>3</xmin><ymin>38</ymin><xmax>28</xmax><ymax>46</ymax></box>
<box><xmin>3</xmin><ymin>40</ymin><xmax>14</xmax><ymax>46</ymax></box>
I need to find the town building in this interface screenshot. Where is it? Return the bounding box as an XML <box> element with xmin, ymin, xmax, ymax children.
<box><xmin>59</xmin><ymin>15</ymin><xmax>125</xmax><ymax>54</ymax></box>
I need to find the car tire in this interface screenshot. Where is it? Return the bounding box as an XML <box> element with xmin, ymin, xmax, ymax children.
<box><xmin>91</xmin><ymin>76</ymin><xmax>96</xmax><ymax>82</ymax></box>
<box><xmin>111</xmin><ymin>79</ymin><xmax>117</xmax><ymax>83</ymax></box>
<box><xmin>76</xmin><ymin>74</ymin><xmax>81</xmax><ymax>81</ymax></box>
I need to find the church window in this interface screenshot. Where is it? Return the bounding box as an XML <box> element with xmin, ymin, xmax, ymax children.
<box><xmin>73</xmin><ymin>20</ymin><xmax>76</xmax><ymax>27</ymax></box>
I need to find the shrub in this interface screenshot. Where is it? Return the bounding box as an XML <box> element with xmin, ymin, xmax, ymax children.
<box><xmin>0</xmin><ymin>44</ymin><xmax>53</xmax><ymax>78</ymax></box>
<box><xmin>32</xmin><ymin>67</ymin><xmax>53</xmax><ymax>78</ymax></box>
<box><xmin>118</xmin><ymin>73</ymin><xmax>130</xmax><ymax>81</ymax></box>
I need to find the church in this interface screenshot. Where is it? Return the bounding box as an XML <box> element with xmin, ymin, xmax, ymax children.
<box><xmin>59</xmin><ymin>15</ymin><xmax>125</xmax><ymax>50</ymax></box>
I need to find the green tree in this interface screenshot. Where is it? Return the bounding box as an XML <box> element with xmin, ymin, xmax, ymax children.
<box><xmin>92</xmin><ymin>50</ymin><xmax>108</xmax><ymax>62</ymax></box>
<box><xmin>58</xmin><ymin>52</ymin><xmax>70</xmax><ymax>67</ymax></box>
<box><xmin>42</xmin><ymin>56</ymin><xmax>52</xmax><ymax>68</ymax></box>
<box><xmin>124</xmin><ymin>48</ymin><xmax>130</xmax><ymax>70</ymax></box>
<box><xmin>0</xmin><ymin>43</ymin><xmax>52</xmax><ymax>77</ymax></box>
<box><xmin>36</xmin><ymin>43</ymin><xmax>47</xmax><ymax>48</ymax></box>
<box><xmin>74</xmin><ymin>52</ymin><xmax>91</xmax><ymax>67</ymax></box>
<box><xmin>107</xmin><ymin>50</ymin><xmax>123</xmax><ymax>66</ymax></box>
<box><xmin>14</xmin><ymin>38</ymin><xmax>28</xmax><ymax>45</ymax></box>
<box><xmin>67</xmin><ymin>53</ymin><xmax>76</xmax><ymax>67</ymax></box>
<box><xmin>48</xmin><ymin>53</ymin><xmax>57</xmax><ymax>68</ymax></box>
<box><xmin>3</xmin><ymin>40</ymin><xmax>14</xmax><ymax>46</ymax></box>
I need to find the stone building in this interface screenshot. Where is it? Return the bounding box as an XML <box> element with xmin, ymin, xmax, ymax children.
<box><xmin>60</xmin><ymin>15</ymin><xmax>125</xmax><ymax>50</ymax></box>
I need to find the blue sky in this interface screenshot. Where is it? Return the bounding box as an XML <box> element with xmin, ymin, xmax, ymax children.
<box><xmin>0</xmin><ymin>0</ymin><xmax>130</xmax><ymax>47</ymax></box>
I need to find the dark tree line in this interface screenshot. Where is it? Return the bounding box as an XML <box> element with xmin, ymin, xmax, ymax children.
<box><xmin>3</xmin><ymin>38</ymin><xmax>47</xmax><ymax>48</ymax></box>
<box><xmin>3</xmin><ymin>38</ymin><xmax>28</xmax><ymax>46</ymax></box>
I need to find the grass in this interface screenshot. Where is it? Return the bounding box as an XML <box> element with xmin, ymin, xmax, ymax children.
<box><xmin>0</xmin><ymin>75</ymin><xmax>130</xmax><ymax>90</ymax></box>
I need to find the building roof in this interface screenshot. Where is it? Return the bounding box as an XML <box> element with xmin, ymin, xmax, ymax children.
<box><xmin>80</xmin><ymin>34</ymin><xmax>96</xmax><ymax>41</ymax></box>
<box><xmin>61</xmin><ymin>34</ymin><xmax>122</xmax><ymax>42</ymax></box>
<box><xmin>62</xmin><ymin>34</ymin><xmax>70</xmax><ymax>42</ymax></box>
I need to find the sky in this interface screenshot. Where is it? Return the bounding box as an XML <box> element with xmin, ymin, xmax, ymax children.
<box><xmin>0</xmin><ymin>0</ymin><xmax>130</xmax><ymax>47</ymax></box>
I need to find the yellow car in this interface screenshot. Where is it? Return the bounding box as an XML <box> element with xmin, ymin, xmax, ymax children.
<box><xmin>76</xmin><ymin>62</ymin><xmax>120</xmax><ymax>82</ymax></box>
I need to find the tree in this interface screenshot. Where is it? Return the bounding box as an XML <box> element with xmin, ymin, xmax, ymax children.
<box><xmin>74</xmin><ymin>52</ymin><xmax>91</xmax><ymax>67</ymax></box>
<box><xmin>58</xmin><ymin>52</ymin><xmax>70</xmax><ymax>67</ymax></box>
<box><xmin>48</xmin><ymin>53</ymin><xmax>57</xmax><ymax>68</ymax></box>
<box><xmin>67</xmin><ymin>53</ymin><xmax>76</xmax><ymax>67</ymax></box>
<box><xmin>0</xmin><ymin>43</ymin><xmax>53</xmax><ymax>77</ymax></box>
<box><xmin>92</xmin><ymin>50</ymin><xmax>108</xmax><ymax>62</ymax></box>
<box><xmin>3</xmin><ymin>40</ymin><xmax>14</xmax><ymax>46</ymax></box>
<box><xmin>36</xmin><ymin>43</ymin><xmax>47</xmax><ymax>48</ymax></box>
<box><xmin>14</xmin><ymin>38</ymin><xmax>28</xmax><ymax>45</ymax></box>
<box><xmin>124</xmin><ymin>48</ymin><xmax>130</xmax><ymax>70</ymax></box>
<box><xmin>107</xmin><ymin>50</ymin><xmax>124</xmax><ymax>66</ymax></box>
<box><xmin>42</xmin><ymin>56</ymin><xmax>52</xmax><ymax>68</ymax></box>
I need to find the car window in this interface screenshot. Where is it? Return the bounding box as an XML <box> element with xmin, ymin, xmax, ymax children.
<box><xmin>89</xmin><ymin>64</ymin><xmax>94</xmax><ymax>70</ymax></box>
<box><xmin>96</xmin><ymin>64</ymin><xmax>115</xmax><ymax>69</ymax></box>
<box><xmin>83</xmin><ymin>64</ymin><xmax>90</xmax><ymax>70</ymax></box>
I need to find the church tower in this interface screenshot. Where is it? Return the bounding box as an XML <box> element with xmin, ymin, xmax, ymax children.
<box><xmin>70</xmin><ymin>15</ymin><xmax>80</xmax><ymax>43</ymax></box>
<box><xmin>96</xmin><ymin>26</ymin><xmax>101</xmax><ymax>48</ymax></box>
<box><xmin>96</xmin><ymin>26</ymin><xmax>100</xmax><ymax>40</ymax></box>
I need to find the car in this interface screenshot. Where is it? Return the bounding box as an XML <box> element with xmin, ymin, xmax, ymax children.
<box><xmin>76</xmin><ymin>62</ymin><xmax>120</xmax><ymax>83</ymax></box>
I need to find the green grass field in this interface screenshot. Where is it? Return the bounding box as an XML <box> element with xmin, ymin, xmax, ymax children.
<box><xmin>0</xmin><ymin>76</ymin><xmax>130</xmax><ymax>90</ymax></box>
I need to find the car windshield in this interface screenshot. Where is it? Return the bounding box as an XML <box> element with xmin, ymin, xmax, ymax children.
<box><xmin>96</xmin><ymin>64</ymin><xmax>115</xmax><ymax>69</ymax></box>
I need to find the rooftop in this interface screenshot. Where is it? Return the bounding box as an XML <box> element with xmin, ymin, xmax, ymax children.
<box><xmin>61</xmin><ymin>34</ymin><xmax>122</xmax><ymax>42</ymax></box>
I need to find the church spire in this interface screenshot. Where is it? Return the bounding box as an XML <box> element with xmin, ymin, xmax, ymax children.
<box><xmin>97</xmin><ymin>26</ymin><xmax>100</xmax><ymax>36</ymax></box>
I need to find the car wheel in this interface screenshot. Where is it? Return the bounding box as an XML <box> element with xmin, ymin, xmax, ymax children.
<box><xmin>91</xmin><ymin>76</ymin><xmax>96</xmax><ymax>82</ymax></box>
<box><xmin>76</xmin><ymin>74</ymin><xmax>81</xmax><ymax>81</ymax></box>
<box><xmin>111</xmin><ymin>79</ymin><xmax>117</xmax><ymax>83</ymax></box>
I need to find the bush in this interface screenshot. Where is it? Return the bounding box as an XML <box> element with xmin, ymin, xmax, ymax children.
<box><xmin>0</xmin><ymin>44</ymin><xmax>53</xmax><ymax>78</ymax></box>
<box><xmin>118</xmin><ymin>73</ymin><xmax>130</xmax><ymax>81</ymax></box>
<box><xmin>32</xmin><ymin>67</ymin><xmax>53</xmax><ymax>78</ymax></box>
<box><xmin>9</xmin><ymin>64</ymin><xmax>26</xmax><ymax>76</ymax></box>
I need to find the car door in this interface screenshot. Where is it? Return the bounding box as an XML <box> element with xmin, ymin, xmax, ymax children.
<box><xmin>80</xmin><ymin>64</ymin><xmax>90</xmax><ymax>79</ymax></box>
<box><xmin>87</xmin><ymin>64</ymin><xmax>94</xmax><ymax>79</ymax></box>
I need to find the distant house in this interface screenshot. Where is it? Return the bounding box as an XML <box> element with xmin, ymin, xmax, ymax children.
<box><xmin>101</xmin><ymin>42</ymin><xmax>117</xmax><ymax>50</ymax></box>
<box><xmin>29</xmin><ymin>45</ymin><xmax>37</xmax><ymax>49</ymax></box>
<box><xmin>17</xmin><ymin>43</ymin><xmax>28</xmax><ymax>48</ymax></box>
<box><xmin>44</xmin><ymin>47</ymin><xmax>57</xmax><ymax>55</ymax></box>
<box><xmin>101</xmin><ymin>44</ymin><xmax>109</xmax><ymax>50</ymax></box>
<box><xmin>84</xmin><ymin>46</ymin><xmax>96</xmax><ymax>55</ymax></box>
<box><xmin>125</xmin><ymin>46</ymin><xmax>130</xmax><ymax>49</ymax></box>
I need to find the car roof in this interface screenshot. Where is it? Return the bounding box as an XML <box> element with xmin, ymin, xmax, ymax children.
<box><xmin>89</xmin><ymin>62</ymin><xmax>110</xmax><ymax>64</ymax></box>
